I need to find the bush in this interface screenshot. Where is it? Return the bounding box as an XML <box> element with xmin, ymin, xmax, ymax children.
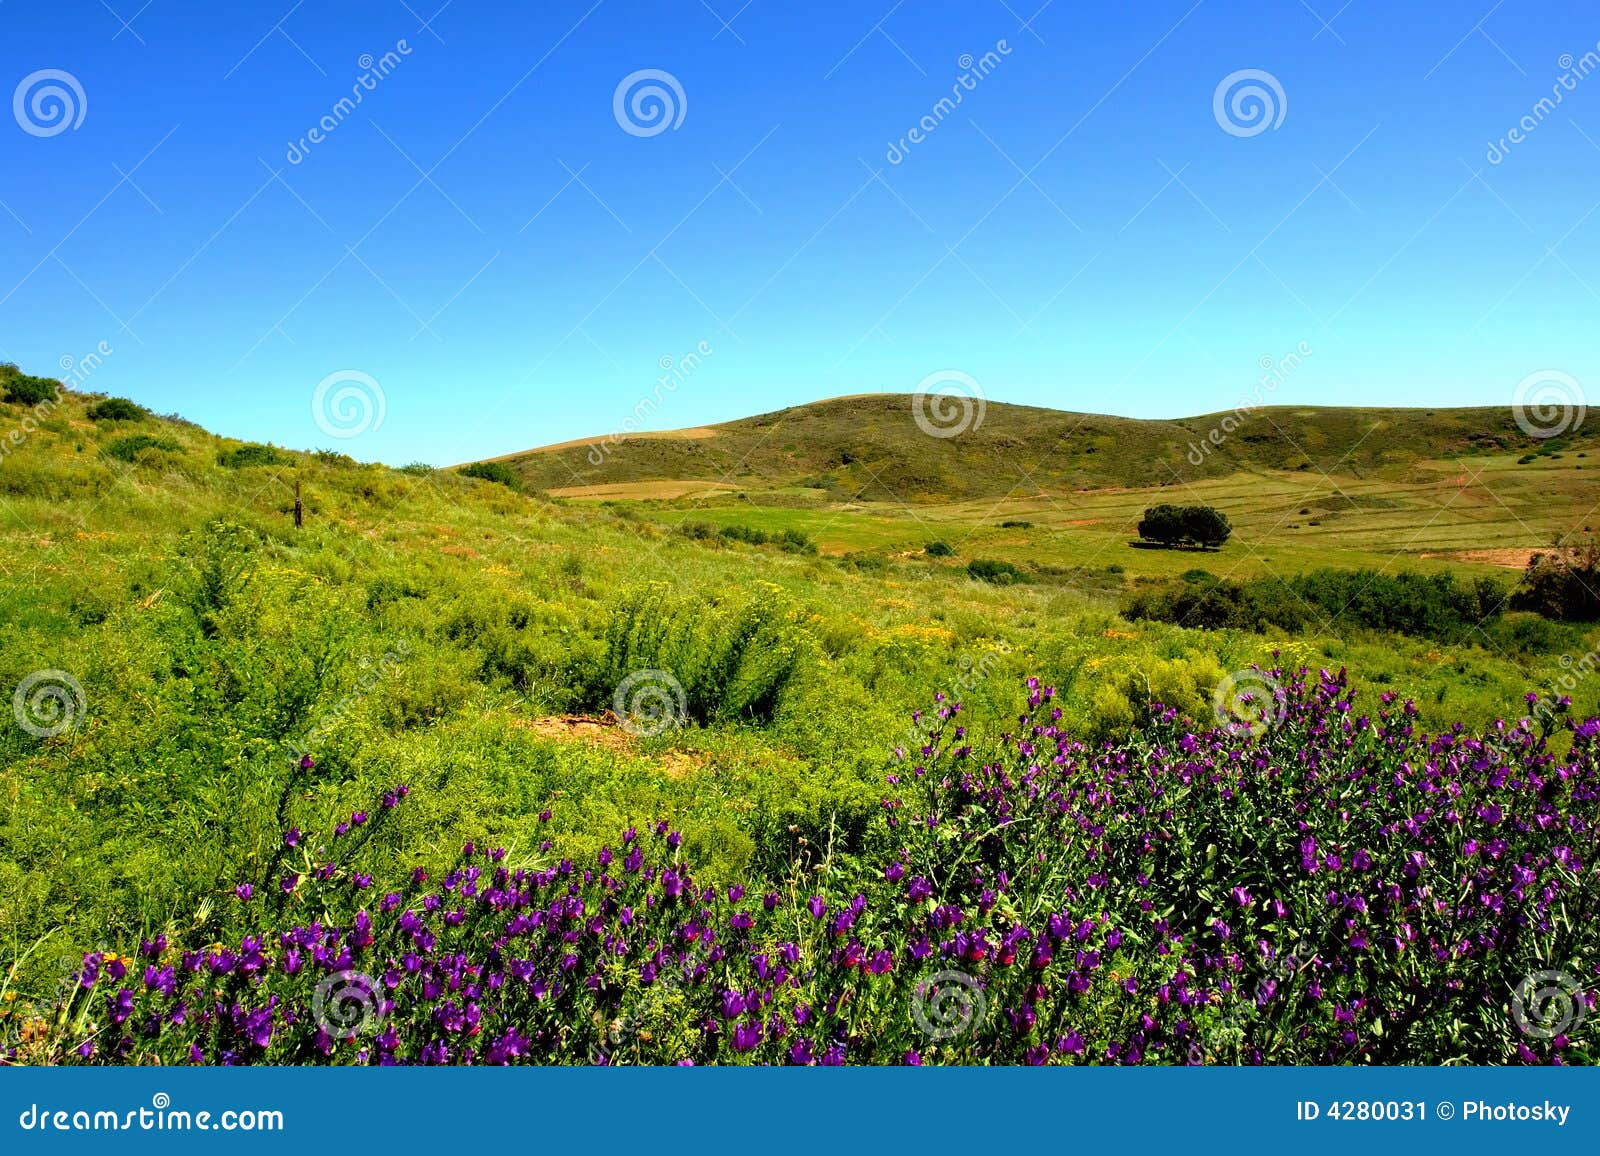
<box><xmin>218</xmin><ymin>443</ymin><xmax>288</xmax><ymax>469</ymax></box>
<box><xmin>397</xmin><ymin>462</ymin><xmax>435</xmax><ymax>476</ymax></box>
<box><xmin>594</xmin><ymin>585</ymin><xmax>811</xmax><ymax>728</ymax></box>
<box><xmin>720</xmin><ymin>524</ymin><xmax>769</xmax><ymax>546</ymax></box>
<box><xmin>87</xmin><ymin>397</ymin><xmax>147</xmax><ymax>422</ymax></box>
<box><xmin>924</xmin><ymin>540</ymin><xmax>955</xmax><ymax>557</ymax></box>
<box><xmin>3</xmin><ymin>374</ymin><xmax>60</xmax><ymax>406</ymax></box>
<box><xmin>1136</xmin><ymin>504</ymin><xmax>1232</xmax><ymax>549</ymax></box>
<box><xmin>458</xmin><ymin>461</ymin><xmax>521</xmax><ymax>490</ymax></box>
<box><xmin>1124</xmin><ymin>568</ymin><xmax>1509</xmax><ymax>642</ymax></box>
<box><xmin>775</xmin><ymin>528</ymin><xmax>816</xmax><ymax>555</ymax></box>
<box><xmin>1512</xmin><ymin>545</ymin><xmax>1600</xmax><ymax>622</ymax></box>
<box><xmin>105</xmin><ymin>434</ymin><xmax>182</xmax><ymax>463</ymax></box>
<box><xmin>967</xmin><ymin>558</ymin><xmax>1025</xmax><ymax>585</ymax></box>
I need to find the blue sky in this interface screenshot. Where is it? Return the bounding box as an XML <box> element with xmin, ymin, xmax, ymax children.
<box><xmin>2</xmin><ymin>0</ymin><xmax>1598</xmax><ymax>465</ymax></box>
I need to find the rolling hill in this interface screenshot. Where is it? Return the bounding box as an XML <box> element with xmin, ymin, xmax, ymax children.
<box><xmin>487</xmin><ymin>394</ymin><xmax>1572</xmax><ymax>503</ymax></box>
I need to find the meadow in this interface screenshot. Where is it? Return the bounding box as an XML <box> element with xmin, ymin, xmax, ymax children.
<box><xmin>2</xmin><ymin>379</ymin><xmax>1597</xmax><ymax>1064</ymax></box>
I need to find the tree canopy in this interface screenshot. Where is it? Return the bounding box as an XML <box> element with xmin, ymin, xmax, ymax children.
<box><xmin>1136</xmin><ymin>504</ymin><xmax>1232</xmax><ymax>549</ymax></box>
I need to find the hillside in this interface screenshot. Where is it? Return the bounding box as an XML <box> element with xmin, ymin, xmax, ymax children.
<box><xmin>490</xmin><ymin>394</ymin><xmax>1568</xmax><ymax>502</ymax></box>
<box><xmin>0</xmin><ymin>372</ymin><xmax>1593</xmax><ymax>1037</ymax></box>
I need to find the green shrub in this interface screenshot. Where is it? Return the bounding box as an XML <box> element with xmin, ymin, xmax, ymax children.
<box><xmin>594</xmin><ymin>585</ymin><xmax>811</xmax><ymax>728</ymax></box>
<box><xmin>1125</xmin><ymin>568</ymin><xmax>1509</xmax><ymax>642</ymax></box>
<box><xmin>87</xmin><ymin>397</ymin><xmax>147</xmax><ymax>422</ymax></box>
<box><xmin>967</xmin><ymin>558</ymin><xmax>1025</xmax><ymax>585</ymax></box>
<box><xmin>398</xmin><ymin>462</ymin><xmax>435</xmax><ymax>476</ymax></box>
<box><xmin>3</xmin><ymin>374</ymin><xmax>60</xmax><ymax>406</ymax></box>
<box><xmin>105</xmin><ymin>434</ymin><xmax>182</xmax><ymax>463</ymax></box>
<box><xmin>1512</xmin><ymin>546</ymin><xmax>1600</xmax><ymax>622</ymax></box>
<box><xmin>675</xmin><ymin>520</ymin><xmax>718</xmax><ymax>541</ymax></box>
<box><xmin>774</xmin><ymin>527</ymin><xmax>817</xmax><ymax>555</ymax></box>
<box><xmin>924</xmin><ymin>540</ymin><xmax>955</xmax><ymax>557</ymax></box>
<box><xmin>218</xmin><ymin>443</ymin><xmax>288</xmax><ymax>469</ymax></box>
<box><xmin>720</xmin><ymin>524</ymin><xmax>769</xmax><ymax>546</ymax></box>
<box><xmin>458</xmin><ymin>461</ymin><xmax>521</xmax><ymax>490</ymax></box>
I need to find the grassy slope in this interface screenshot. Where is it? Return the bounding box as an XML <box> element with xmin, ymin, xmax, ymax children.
<box><xmin>0</xmin><ymin>388</ymin><xmax>1591</xmax><ymax>990</ymax></box>
<box><xmin>492</xmin><ymin>393</ymin><xmax>1600</xmax><ymax>582</ymax></box>
<box><xmin>495</xmin><ymin>392</ymin><xmax>1579</xmax><ymax>496</ymax></box>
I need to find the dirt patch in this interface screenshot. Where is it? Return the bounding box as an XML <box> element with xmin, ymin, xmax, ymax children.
<box><xmin>511</xmin><ymin>714</ymin><xmax>704</xmax><ymax>778</ymax></box>
<box><xmin>1419</xmin><ymin>548</ymin><xmax>1538</xmax><ymax>569</ymax></box>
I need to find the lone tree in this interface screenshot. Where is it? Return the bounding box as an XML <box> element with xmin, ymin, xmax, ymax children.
<box><xmin>1137</xmin><ymin>504</ymin><xmax>1232</xmax><ymax>550</ymax></box>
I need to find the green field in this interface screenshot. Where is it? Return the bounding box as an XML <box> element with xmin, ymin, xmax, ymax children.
<box><xmin>2</xmin><ymin>384</ymin><xmax>1597</xmax><ymax>1006</ymax></box>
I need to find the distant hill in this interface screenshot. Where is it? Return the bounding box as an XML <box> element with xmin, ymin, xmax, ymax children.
<box><xmin>485</xmin><ymin>394</ymin><xmax>1568</xmax><ymax>502</ymax></box>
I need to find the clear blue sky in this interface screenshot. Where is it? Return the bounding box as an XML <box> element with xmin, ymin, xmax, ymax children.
<box><xmin>3</xmin><ymin>1</ymin><xmax>1598</xmax><ymax>465</ymax></box>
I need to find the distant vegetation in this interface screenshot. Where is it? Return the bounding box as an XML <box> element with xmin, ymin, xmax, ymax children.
<box><xmin>1124</xmin><ymin>568</ymin><xmax>1512</xmax><ymax>645</ymax></box>
<box><xmin>967</xmin><ymin>558</ymin><xmax>1025</xmax><ymax>585</ymax></box>
<box><xmin>0</xmin><ymin>363</ymin><xmax>60</xmax><ymax>407</ymax></box>
<box><xmin>1136</xmin><ymin>504</ymin><xmax>1232</xmax><ymax>550</ymax></box>
<box><xmin>87</xmin><ymin>397</ymin><xmax>148</xmax><ymax>422</ymax></box>
<box><xmin>218</xmin><ymin>443</ymin><xmax>288</xmax><ymax>469</ymax></box>
<box><xmin>458</xmin><ymin>460</ymin><xmax>522</xmax><ymax>490</ymax></box>
<box><xmin>677</xmin><ymin>521</ymin><xmax>817</xmax><ymax>554</ymax></box>
<box><xmin>106</xmin><ymin>433</ymin><xmax>182</xmax><ymax>463</ymax></box>
<box><xmin>1512</xmin><ymin>545</ymin><xmax>1600</xmax><ymax>622</ymax></box>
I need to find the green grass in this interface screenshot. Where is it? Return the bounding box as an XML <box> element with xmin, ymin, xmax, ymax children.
<box><xmin>1</xmin><ymin>386</ymin><xmax>1594</xmax><ymax>995</ymax></box>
